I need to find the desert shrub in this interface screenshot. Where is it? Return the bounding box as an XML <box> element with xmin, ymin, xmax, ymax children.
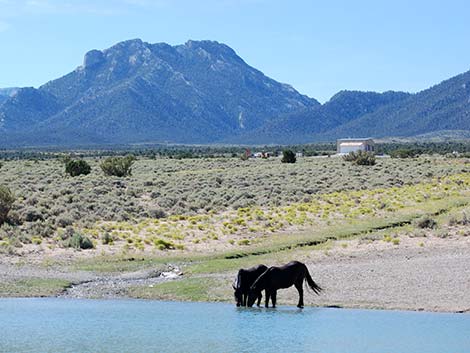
<box><xmin>238</xmin><ymin>239</ymin><xmax>250</xmax><ymax>246</ymax></box>
<box><xmin>56</xmin><ymin>214</ymin><xmax>74</xmax><ymax>227</ymax></box>
<box><xmin>461</xmin><ymin>211</ymin><xmax>469</xmax><ymax>225</ymax></box>
<box><xmin>409</xmin><ymin>229</ymin><xmax>426</xmax><ymax>238</ymax></box>
<box><xmin>65</xmin><ymin>159</ymin><xmax>91</xmax><ymax>177</ymax></box>
<box><xmin>414</xmin><ymin>215</ymin><xmax>437</xmax><ymax>229</ymax></box>
<box><xmin>436</xmin><ymin>228</ymin><xmax>450</xmax><ymax>238</ymax></box>
<box><xmin>0</xmin><ymin>185</ymin><xmax>15</xmax><ymax>225</ymax></box>
<box><xmin>153</xmin><ymin>238</ymin><xmax>175</xmax><ymax>250</ymax></box>
<box><xmin>100</xmin><ymin>156</ymin><xmax>135</xmax><ymax>177</ymax></box>
<box><xmin>148</xmin><ymin>208</ymin><xmax>167</xmax><ymax>219</ymax></box>
<box><xmin>343</xmin><ymin>150</ymin><xmax>376</xmax><ymax>165</ymax></box>
<box><xmin>6</xmin><ymin>210</ymin><xmax>21</xmax><ymax>226</ymax></box>
<box><xmin>281</xmin><ymin>150</ymin><xmax>296</xmax><ymax>164</ymax></box>
<box><xmin>0</xmin><ymin>223</ymin><xmax>22</xmax><ymax>240</ymax></box>
<box><xmin>20</xmin><ymin>206</ymin><xmax>44</xmax><ymax>222</ymax></box>
<box><xmin>390</xmin><ymin>149</ymin><xmax>418</xmax><ymax>158</ymax></box>
<box><xmin>101</xmin><ymin>232</ymin><xmax>114</xmax><ymax>245</ymax></box>
<box><xmin>65</xmin><ymin>232</ymin><xmax>94</xmax><ymax>250</ymax></box>
<box><xmin>240</xmin><ymin>153</ymin><xmax>249</xmax><ymax>161</ymax></box>
<box><xmin>25</xmin><ymin>221</ymin><xmax>55</xmax><ymax>238</ymax></box>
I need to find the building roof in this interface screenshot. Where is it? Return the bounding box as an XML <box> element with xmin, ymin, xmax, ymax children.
<box><xmin>337</xmin><ymin>138</ymin><xmax>374</xmax><ymax>142</ymax></box>
<box><xmin>339</xmin><ymin>142</ymin><xmax>366</xmax><ymax>147</ymax></box>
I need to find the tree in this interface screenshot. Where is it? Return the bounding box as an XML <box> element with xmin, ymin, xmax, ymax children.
<box><xmin>100</xmin><ymin>155</ymin><xmax>136</xmax><ymax>177</ymax></box>
<box><xmin>281</xmin><ymin>150</ymin><xmax>296</xmax><ymax>163</ymax></box>
<box><xmin>0</xmin><ymin>185</ymin><xmax>15</xmax><ymax>225</ymax></box>
<box><xmin>65</xmin><ymin>159</ymin><xmax>91</xmax><ymax>177</ymax></box>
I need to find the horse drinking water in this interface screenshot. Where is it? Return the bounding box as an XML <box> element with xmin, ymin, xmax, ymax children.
<box><xmin>247</xmin><ymin>261</ymin><xmax>322</xmax><ymax>308</ymax></box>
<box><xmin>233</xmin><ymin>264</ymin><xmax>268</xmax><ymax>307</ymax></box>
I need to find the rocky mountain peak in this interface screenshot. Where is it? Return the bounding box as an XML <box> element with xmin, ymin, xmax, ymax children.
<box><xmin>83</xmin><ymin>49</ymin><xmax>105</xmax><ymax>69</ymax></box>
<box><xmin>0</xmin><ymin>39</ymin><xmax>318</xmax><ymax>146</ymax></box>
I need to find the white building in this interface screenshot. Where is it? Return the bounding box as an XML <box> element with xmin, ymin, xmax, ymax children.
<box><xmin>337</xmin><ymin>138</ymin><xmax>375</xmax><ymax>154</ymax></box>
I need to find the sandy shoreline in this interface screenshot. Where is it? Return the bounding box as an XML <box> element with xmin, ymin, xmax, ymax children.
<box><xmin>299</xmin><ymin>234</ymin><xmax>470</xmax><ymax>313</ymax></box>
<box><xmin>1</xmin><ymin>233</ymin><xmax>469</xmax><ymax>313</ymax></box>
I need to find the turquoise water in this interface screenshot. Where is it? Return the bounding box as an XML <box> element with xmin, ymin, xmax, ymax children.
<box><xmin>1</xmin><ymin>298</ymin><xmax>469</xmax><ymax>353</ymax></box>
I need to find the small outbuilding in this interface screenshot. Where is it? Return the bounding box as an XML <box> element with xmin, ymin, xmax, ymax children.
<box><xmin>337</xmin><ymin>138</ymin><xmax>375</xmax><ymax>154</ymax></box>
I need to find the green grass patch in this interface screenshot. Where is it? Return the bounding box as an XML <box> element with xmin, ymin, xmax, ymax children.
<box><xmin>0</xmin><ymin>278</ymin><xmax>71</xmax><ymax>297</ymax></box>
<box><xmin>129</xmin><ymin>277</ymin><xmax>228</xmax><ymax>302</ymax></box>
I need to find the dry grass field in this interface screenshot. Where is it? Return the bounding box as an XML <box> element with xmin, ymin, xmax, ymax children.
<box><xmin>0</xmin><ymin>155</ymin><xmax>467</xmax><ymax>254</ymax></box>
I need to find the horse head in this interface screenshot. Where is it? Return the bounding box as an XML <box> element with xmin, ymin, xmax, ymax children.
<box><xmin>233</xmin><ymin>274</ymin><xmax>243</xmax><ymax>307</ymax></box>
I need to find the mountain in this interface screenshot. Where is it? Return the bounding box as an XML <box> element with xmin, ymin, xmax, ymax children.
<box><xmin>1</xmin><ymin>39</ymin><xmax>469</xmax><ymax>147</ymax></box>
<box><xmin>0</xmin><ymin>39</ymin><xmax>318</xmax><ymax>146</ymax></box>
<box><xmin>0</xmin><ymin>87</ymin><xmax>19</xmax><ymax>106</ymax></box>
<box><xmin>314</xmin><ymin>70</ymin><xmax>470</xmax><ymax>140</ymax></box>
<box><xmin>226</xmin><ymin>90</ymin><xmax>411</xmax><ymax>144</ymax></box>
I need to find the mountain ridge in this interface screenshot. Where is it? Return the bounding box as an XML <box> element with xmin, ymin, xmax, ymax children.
<box><xmin>1</xmin><ymin>39</ymin><xmax>319</xmax><ymax>146</ymax></box>
<box><xmin>1</xmin><ymin>39</ymin><xmax>469</xmax><ymax>147</ymax></box>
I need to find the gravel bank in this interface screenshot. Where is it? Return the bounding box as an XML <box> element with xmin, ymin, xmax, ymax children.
<box><xmin>290</xmin><ymin>235</ymin><xmax>470</xmax><ymax>312</ymax></box>
<box><xmin>1</xmin><ymin>234</ymin><xmax>469</xmax><ymax>312</ymax></box>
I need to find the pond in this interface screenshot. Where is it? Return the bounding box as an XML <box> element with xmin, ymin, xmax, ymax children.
<box><xmin>1</xmin><ymin>298</ymin><xmax>469</xmax><ymax>353</ymax></box>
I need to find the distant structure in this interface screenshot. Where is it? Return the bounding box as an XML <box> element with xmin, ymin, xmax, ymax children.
<box><xmin>252</xmin><ymin>151</ymin><xmax>272</xmax><ymax>158</ymax></box>
<box><xmin>337</xmin><ymin>138</ymin><xmax>375</xmax><ymax>154</ymax></box>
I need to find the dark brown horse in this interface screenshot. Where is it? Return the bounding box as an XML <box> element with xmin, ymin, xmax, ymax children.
<box><xmin>247</xmin><ymin>261</ymin><xmax>322</xmax><ymax>308</ymax></box>
<box><xmin>233</xmin><ymin>264</ymin><xmax>268</xmax><ymax>307</ymax></box>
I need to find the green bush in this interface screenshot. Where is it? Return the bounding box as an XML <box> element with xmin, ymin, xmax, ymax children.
<box><xmin>153</xmin><ymin>238</ymin><xmax>175</xmax><ymax>250</ymax></box>
<box><xmin>65</xmin><ymin>232</ymin><xmax>94</xmax><ymax>249</ymax></box>
<box><xmin>281</xmin><ymin>150</ymin><xmax>296</xmax><ymax>163</ymax></box>
<box><xmin>414</xmin><ymin>215</ymin><xmax>437</xmax><ymax>229</ymax></box>
<box><xmin>342</xmin><ymin>150</ymin><xmax>376</xmax><ymax>165</ymax></box>
<box><xmin>240</xmin><ymin>153</ymin><xmax>249</xmax><ymax>161</ymax></box>
<box><xmin>65</xmin><ymin>159</ymin><xmax>91</xmax><ymax>177</ymax></box>
<box><xmin>0</xmin><ymin>185</ymin><xmax>15</xmax><ymax>225</ymax></box>
<box><xmin>390</xmin><ymin>149</ymin><xmax>418</xmax><ymax>158</ymax></box>
<box><xmin>100</xmin><ymin>156</ymin><xmax>135</xmax><ymax>177</ymax></box>
<box><xmin>101</xmin><ymin>232</ymin><xmax>114</xmax><ymax>245</ymax></box>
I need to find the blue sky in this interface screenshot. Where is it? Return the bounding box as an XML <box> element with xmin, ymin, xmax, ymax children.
<box><xmin>1</xmin><ymin>0</ymin><xmax>469</xmax><ymax>102</ymax></box>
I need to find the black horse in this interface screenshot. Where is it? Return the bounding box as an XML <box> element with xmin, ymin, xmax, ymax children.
<box><xmin>233</xmin><ymin>264</ymin><xmax>268</xmax><ymax>307</ymax></box>
<box><xmin>247</xmin><ymin>261</ymin><xmax>322</xmax><ymax>308</ymax></box>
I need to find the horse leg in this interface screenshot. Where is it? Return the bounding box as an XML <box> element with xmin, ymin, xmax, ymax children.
<box><xmin>256</xmin><ymin>292</ymin><xmax>262</xmax><ymax>307</ymax></box>
<box><xmin>271</xmin><ymin>290</ymin><xmax>277</xmax><ymax>308</ymax></box>
<box><xmin>295</xmin><ymin>282</ymin><xmax>304</xmax><ymax>308</ymax></box>
<box><xmin>242</xmin><ymin>294</ymin><xmax>247</xmax><ymax>307</ymax></box>
<box><xmin>265</xmin><ymin>291</ymin><xmax>271</xmax><ymax>308</ymax></box>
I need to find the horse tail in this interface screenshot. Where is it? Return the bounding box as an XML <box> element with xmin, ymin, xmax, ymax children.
<box><xmin>303</xmin><ymin>264</ymin><xmax>322</xmax><ymax>295</ymax></box>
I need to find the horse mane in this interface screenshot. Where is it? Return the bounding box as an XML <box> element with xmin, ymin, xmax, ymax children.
<box><xmin>235</xmin><ymin>269</ymin><xmax>245</xmax><ymax>289</ymax></box>
<box><xmin>250</xmin><ymin>268</ymin><xmax>269</xmax><ymax>291</ymax></box>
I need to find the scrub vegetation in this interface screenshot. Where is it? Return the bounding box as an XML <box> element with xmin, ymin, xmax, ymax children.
<box><xmin>0</xmin><ymin>153</ymin><xmax>468</xmax><ymax>256</ymax></box>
